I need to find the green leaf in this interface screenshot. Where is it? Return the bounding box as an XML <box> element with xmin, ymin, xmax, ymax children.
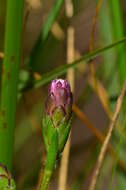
<box><xmin>29</xmin><ymin>0</ymin><xmax>64</xmax><ymax>68</ymax></box>
<box><xmin>58</xmin><ymin>119</ymin><xmax>72</xmax><ymax>154</ymax></box>
<box><xmin>41</xmin><ymin>0</ymin><xmax>64</xmax><ymax>42</ymax></box>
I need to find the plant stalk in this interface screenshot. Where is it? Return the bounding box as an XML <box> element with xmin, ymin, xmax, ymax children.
<box><xmin>40</xmin><ymin>132</ymin><xmax>58</xmax><ymax>190</ymax></box>
<box><xmin>0</xmin><ymin>0</ymin><xmax>24</xmax><ymax>170</ymax></box>
<box><xmin>34</xmin><ymin>37</ymin><xmax>126</xmax><ymax>88</ymax></box>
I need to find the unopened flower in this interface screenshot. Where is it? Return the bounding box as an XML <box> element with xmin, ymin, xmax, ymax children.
<box><xmin>42</xmin><ymin>79</ymin><xmax>73</xmax><ymax>154</ymax></box>
<box><xmin>45</xmin><ymin>79</ymin><xmax>73</xmax><ymax>127</ymax></box>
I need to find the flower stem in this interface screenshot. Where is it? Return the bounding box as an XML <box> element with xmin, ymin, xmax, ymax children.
<box><xmin>40</xmin><ymin>131</ymin><xmax>58</xmax><ymax>190</ymax></box>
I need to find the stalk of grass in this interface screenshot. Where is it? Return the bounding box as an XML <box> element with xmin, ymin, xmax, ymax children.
<box><xmin>0</xmin><ymin>0</ymin><xmax>24</xmax><ymax>170</ymax></box>
<box><xmin>34</xmin><ymin>37</ymin><xmax>126</xmax><ymax>88</ymax></box>
<box><xmin>89</xmin><ymin>80</ymin><xmax>126</xmax><ymax>190</ymax></box>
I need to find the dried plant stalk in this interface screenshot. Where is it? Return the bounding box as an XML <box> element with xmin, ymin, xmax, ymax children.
<box><xmin>89</xmin><ymin>80</ymin><xmax>126</xmax><ymax>190</ymax></box>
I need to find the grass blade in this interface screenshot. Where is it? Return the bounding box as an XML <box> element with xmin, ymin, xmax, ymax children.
<box><xmin>29</xmin><ymin>0</ymin><xmax>64</xmax><ymax>68</ymax></box>
<box><xmin>34</xmin><ymin>37</ymin><xmax>126</xmax><ymax>88</ymax></box>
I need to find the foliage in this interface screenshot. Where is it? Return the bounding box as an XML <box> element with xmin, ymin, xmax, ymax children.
<box><xmin>0</xmin><ymin>0</ymin><xmax>126</xmax><ymax>189</ymax></box>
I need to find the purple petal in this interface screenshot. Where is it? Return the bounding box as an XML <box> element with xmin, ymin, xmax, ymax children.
<box><xmin>46</xmin><ymin>79</ymin><xmax>73</xmax><ymax>118</ymax></box>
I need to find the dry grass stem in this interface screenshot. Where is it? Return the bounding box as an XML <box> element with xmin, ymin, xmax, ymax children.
<box><xmin>89</xmin><ymin>77</ymin><xmax>126</xmax><ymax>140</ymax></box>
<box><xmin>89</xmin><ymin>0</ymin><xmax>102</xmax><ymax>51</ymax></box>
<box><xmin>72</xmin><ymin>104</ymin><xmax>126</xmax><ymax>172</ymax></box>
<box><xmin>89</xmin><ymin>80</ymin><xmax>126</xmax><ymax>190</ymax></box>
<box><xmin>51</xmin><ymin>22</ymin><xmax>65</xmax><ymax>40</ymax></box>
<box><xmin>89</xmin><ymin>0</ymin><xmax>102</xmax><ymax>90</ymax></box>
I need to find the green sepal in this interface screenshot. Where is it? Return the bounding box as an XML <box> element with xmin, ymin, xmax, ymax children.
<box><xmin>45</xmin><ymin>130</ymin><xmax>58</xmax><ymax>171</ymax></box>
<box><xmin>0</xmin><ymin>164</ymin><xmax>16</xmax><ymax>190</ymax></box>
<box><xmin>42</xmin><ymin>114</ymin><xmax>72</xmax><ymax>155</ymax></box>
<box><xmin>58</xmin><ymin>118</ymin><xmax>72</xmax><ymax>154</ymax></box>
<box><xmin>41</xmin><ymin>113</ymin><xmax>72</xmax><ymax>190</ymax></box>
<box><xmin>42</xmin><ymin>115</ymin><xmax>56</xmax><ymax>152</ymax></box>
<box><xmin>52</xmin><ymin>107</ymin><xmax>65</xmax><ymax>127</ymax></box>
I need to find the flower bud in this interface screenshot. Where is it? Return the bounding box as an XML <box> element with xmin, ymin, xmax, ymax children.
<box><xmin>45</xmin><ymin>79</ymin><xmax>73</xmax><ymax>127</ymax></box>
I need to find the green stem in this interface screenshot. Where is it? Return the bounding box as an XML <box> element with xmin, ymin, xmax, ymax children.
<box><xmin>40</xmin><ymin>131</ymin><xmax>58</xmax><ymax>190</ymax></box>
<box><xmin>0</xmin><ymin>0</ymin><xmax>24</xmax><ymax>170</ymax></box>
<box><xmin>40</xmin><ymin>167</ymin><xmax>53</xmax><ymax>190</ymax></box>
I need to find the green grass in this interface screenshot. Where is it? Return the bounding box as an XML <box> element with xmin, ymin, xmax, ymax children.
<box><xmin>0</xmin><ymin>1</ymin><xmax>126</xmax><ymax>189</ymax></box>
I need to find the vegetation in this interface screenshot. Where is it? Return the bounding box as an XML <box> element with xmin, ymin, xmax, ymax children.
<box><xmin>0</xmin><ymin>0</ymin><xmax>126</xmax><ymax>189</ymax></box>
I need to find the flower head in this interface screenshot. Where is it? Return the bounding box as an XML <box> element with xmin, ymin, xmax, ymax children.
<box><xmin>45</xmin><ymin>79</ymin><xmax>73</xmax><ymax>126</ymax></box>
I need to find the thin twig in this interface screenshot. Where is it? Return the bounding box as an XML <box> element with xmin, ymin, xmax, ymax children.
<box><xmin>72</xmin><ymin>104</ymin><xmax>126</xmax><ymax>172</ymax></box>
<box><xmin>58</xmin><ymin>1</ymin><xmax>74</xmax><ymax>190</ymax></box>
<box><xmin>89</xmin><ymin>0</ymin><xmax>102</xmax><ymax>51</ymax></box>
<box><xmin>89</xmin><ymin>80</ymin><xmax>126</xmax><ymax>190</ymax></box>
<box><xmin>89</xmin><ymin>0</ymin><xmax>102</xmax><ymax>90</ymax></box>
<box><xmin>89</xmin><ymin>77</ymin><xmax>126</xmax><ymax>139</ymax></box>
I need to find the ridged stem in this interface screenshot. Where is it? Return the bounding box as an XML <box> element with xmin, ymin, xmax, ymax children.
<box><xmin>0</xmin><ymin>0</ymin><xmax>24</xmax><ymax>170</ymax></box>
